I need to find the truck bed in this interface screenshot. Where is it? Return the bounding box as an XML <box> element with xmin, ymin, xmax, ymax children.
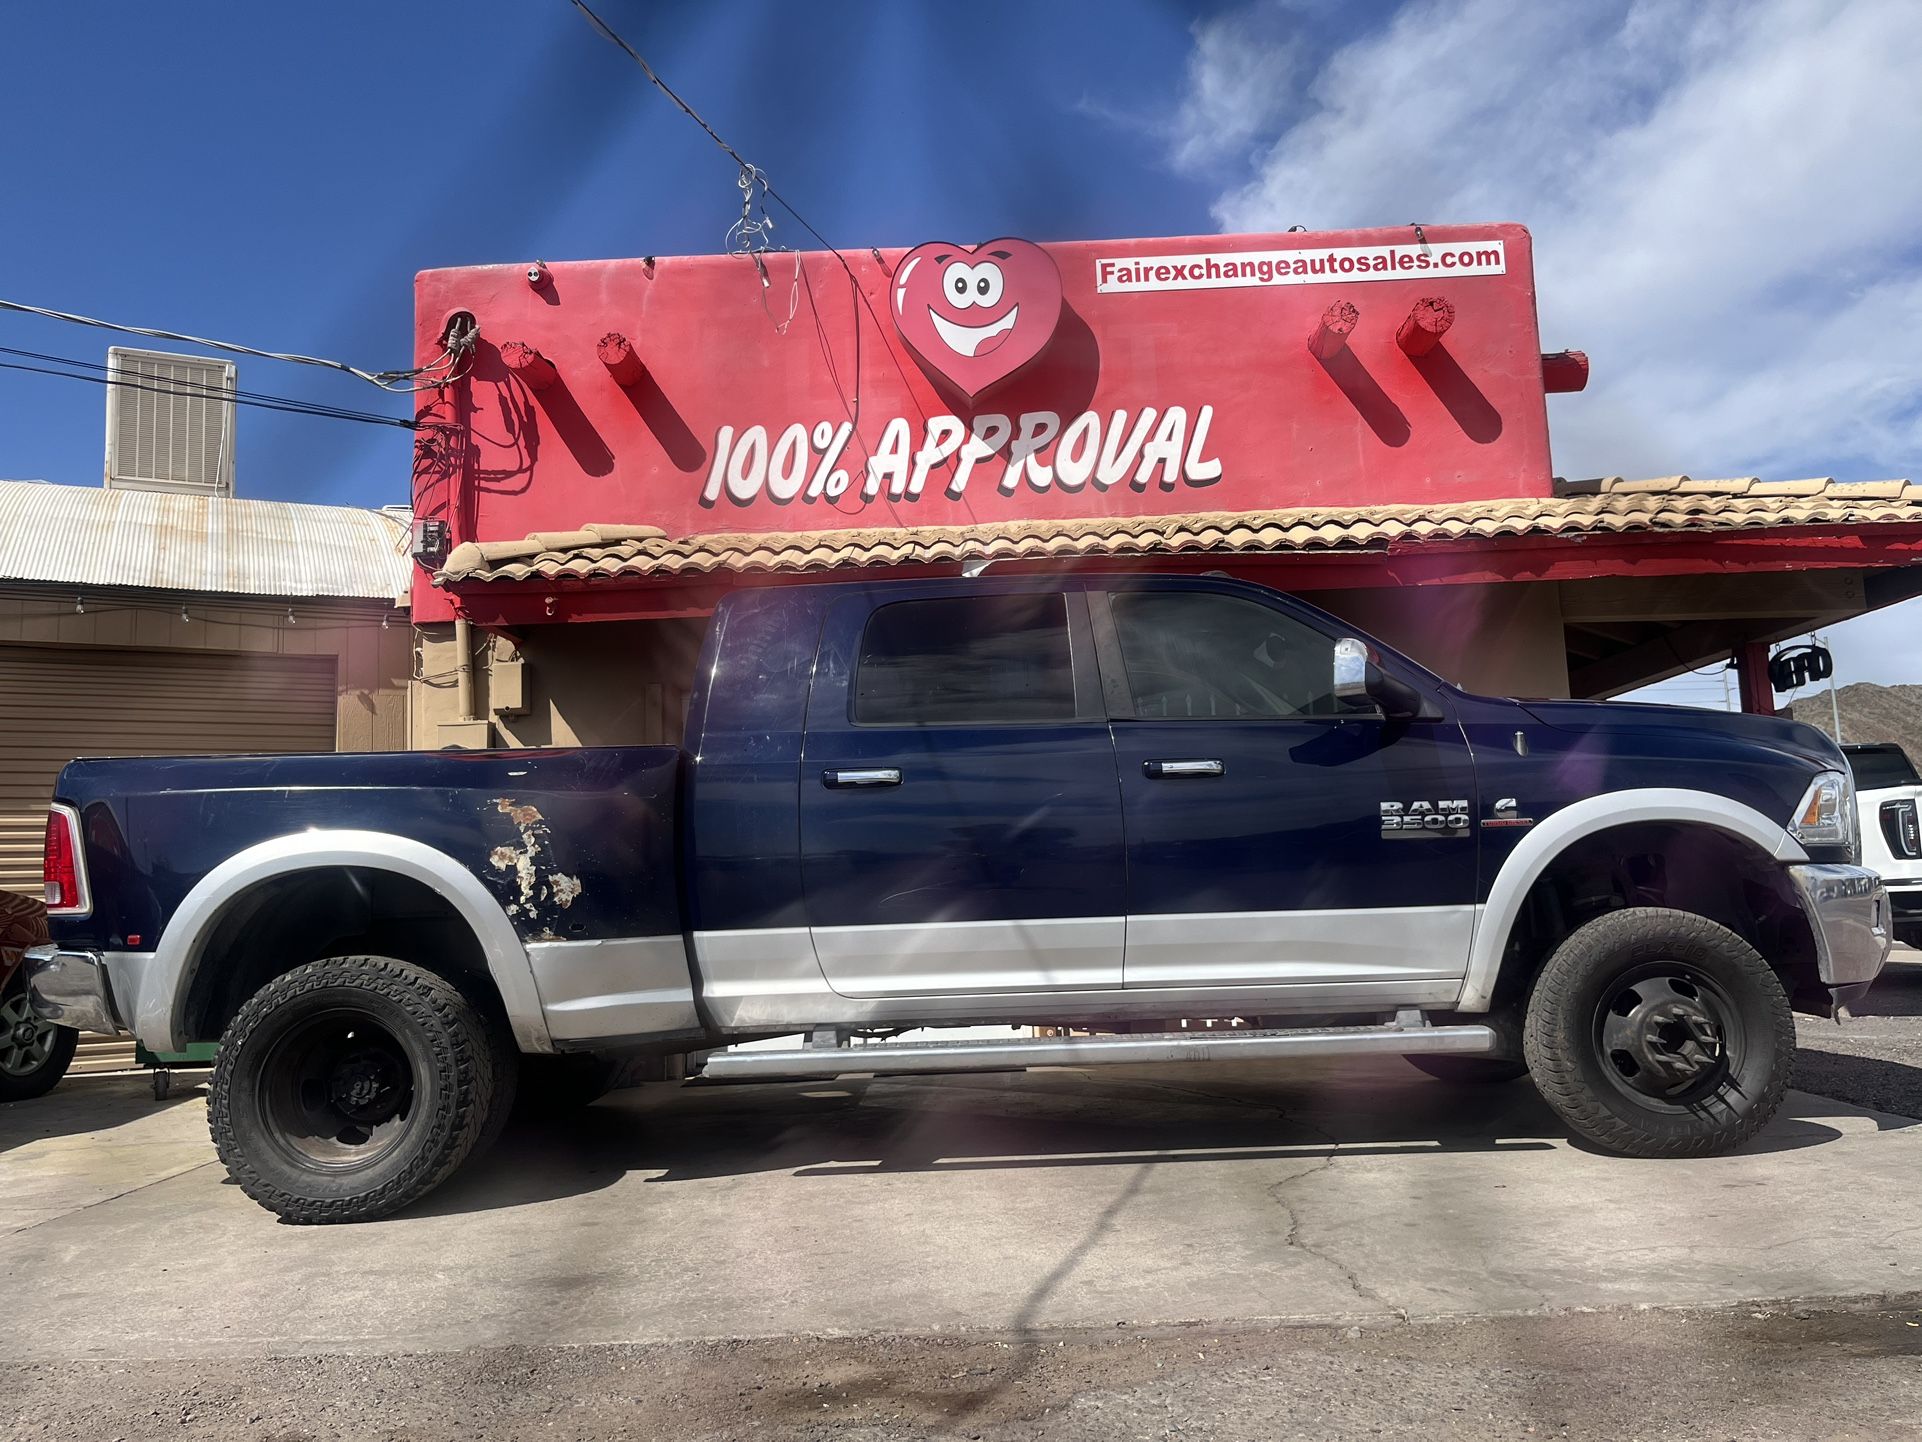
<box><xmin>49</xmin><ymin>745</ymin><xmax>686</xmax><ymax>952</ymax></box>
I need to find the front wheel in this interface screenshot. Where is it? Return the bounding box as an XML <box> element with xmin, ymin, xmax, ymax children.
<box><xmin>1523</xmin><ymin>908</ymin><xmax>1793</xmax><ymax>1158</ymax></box>
<box><xmin>209</xmin><ymin>956</ymin><xmax>503</xmax><ymax>1223</ymax></box>
<box><xmin>0</xmin><ymin>971</ymin><xmax>78</xmax><ymax>1102</ymax></box>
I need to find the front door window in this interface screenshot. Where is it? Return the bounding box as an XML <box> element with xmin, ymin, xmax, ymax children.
<box><xmin>1109</xmin><ymin>591</ymin><xmax>1352</xmax><ymax>720</ymax></box>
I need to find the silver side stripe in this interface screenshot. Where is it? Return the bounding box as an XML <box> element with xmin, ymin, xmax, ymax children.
<box><xmin>526</xmin><ymin>935</ymin><xmax>699</xmax><ymax>1041</ymax></box>
<box><xmin>1125</xmin><ymin>905</ymin><xmax>1476</xmax><ymax>988</ymax></box>
<box><xmin>809</xmin><ymin>915</ymin><xmax>1126</xmax><ymax>997</ymax></box>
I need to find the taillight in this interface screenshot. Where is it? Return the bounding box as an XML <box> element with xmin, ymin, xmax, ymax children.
<box><xmin>1882</xmin><ymin>800</ymin><xmax>1921</xmax><ymax>860</ymax></box>
<box><xmin>43</xmin><ymin>804</ymin><xmax>90</xmax><ymax>916</ymax></box>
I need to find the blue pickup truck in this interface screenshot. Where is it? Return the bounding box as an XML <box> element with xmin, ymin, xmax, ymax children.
<box><xmin>28</xmin><ymin>575</ymin><xmax>1891</xmax><ymax>1221</ymax></box>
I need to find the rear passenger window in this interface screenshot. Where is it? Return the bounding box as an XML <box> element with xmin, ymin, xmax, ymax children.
<box><xmin>854</xmin><ymin>594</ymin><xmax>1076</xmax><ymax>725</ymax></box>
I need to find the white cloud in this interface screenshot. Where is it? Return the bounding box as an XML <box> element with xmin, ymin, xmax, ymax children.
<box><xmin>1167</xmin><ymin>5</ymin><xmax>1305</xmax><ymax>170</ymax></box>
<box><xmin>1186</xmin><ymin>0</ymin><xmax>1922</xmax><ymax>482</ymax></box>
<box><xmin>1077</xmin><ymin>3</ymin><xmax>1306</xmax><ymax>171</ymax></box>
<box><xmin>1173</xmin><ymin>0</ymin><xmax>1922</xmax><ymax>691</ymax></box>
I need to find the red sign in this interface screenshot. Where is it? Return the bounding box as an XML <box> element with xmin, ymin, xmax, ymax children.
<box><xmin>413</xmin><ymin>222</ymin><xmax>1560</xmax><ymax>620</ymax></box>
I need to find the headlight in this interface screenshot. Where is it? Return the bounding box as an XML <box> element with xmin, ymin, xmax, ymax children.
<box><xmin>1789</xmin><ymin>769</ymin><xmax>1859</xmax><ymax>858</ymax></box>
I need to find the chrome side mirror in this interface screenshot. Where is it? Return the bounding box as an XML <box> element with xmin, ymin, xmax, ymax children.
<box><xmin>1332</xmin><ymin>636</ymin><xmax>1426</xmax><ymax>719</ymax></box>
<box><xmin>1333</xmin><ymin>637</ymin><xmax>1371</xmax><ymax>704</ymax></box>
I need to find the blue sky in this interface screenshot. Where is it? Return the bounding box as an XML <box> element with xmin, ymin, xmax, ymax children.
<box><xmin>0</xmin><ymin>0</ymin><xmax>1248</xmax><ymax>508</ymax></box>
<box><xmin>2</xmin><ymin>0</ymin><xmax>1918</xmax><ymax>690</ymax></box>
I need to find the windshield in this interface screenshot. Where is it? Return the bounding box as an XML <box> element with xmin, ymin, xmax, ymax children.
<box><xmin>1845</xmin><ymin>744</ymin><xmax>1921</xmax><ymax>789</ymax></box>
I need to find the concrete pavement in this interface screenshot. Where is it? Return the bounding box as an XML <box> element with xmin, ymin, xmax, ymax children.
<box><xmin>1795</xmin><ymin>948</ymin><xmax>1922</xmax><ymax>1117</ymax></box>
<box><xmin>3</xmin><ymin>1036</ymin><xmax>1918</xmax><ymax>1361</ymax></box>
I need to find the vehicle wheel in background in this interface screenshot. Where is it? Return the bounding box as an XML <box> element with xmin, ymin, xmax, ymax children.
<box><xmin>1405</xmin><ymin>1054</ymin><xmax>1530</xmax><ymax>1084</ymax></box>
<box><xmin>1523</xmin><ymin>907</ymin><xmax>1792</xmax><ymax>1158</ymax></box>
<box><xmin>1896</xmin><ymin>920</ymin><xmax>1921</xmax><ymax>951</ymax></box>
<box><xmin>208</xmin><ymin>956</ymin><xmax>501</xmax><ymax>1224</ymax></box>
<box><xmin>0</xmin><ymin>970</ymin><xmax>78</xmax><ymax>1102</ymax></box>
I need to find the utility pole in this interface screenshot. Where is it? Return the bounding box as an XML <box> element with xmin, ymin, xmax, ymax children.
<box><xmin>1823</xmin><ymin>632</ymin><xmax>1844</xmax><ymax>744</ymax></box>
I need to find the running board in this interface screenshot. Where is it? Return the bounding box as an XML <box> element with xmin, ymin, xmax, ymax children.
<box><xmin>699</xmin><ymin>1016</ymin><xmax>1499</xmax><ymax>1081</ymax></box>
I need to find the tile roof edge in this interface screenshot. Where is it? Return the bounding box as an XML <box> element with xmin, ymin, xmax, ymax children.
<box><xmin>435</xmin><ymin>484</ymin><xmax>1922</xmax><ymax>584</ymax></box>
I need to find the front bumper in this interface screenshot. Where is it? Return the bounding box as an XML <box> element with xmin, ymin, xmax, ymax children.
<box><xmin>1787</xmin><ymin>865</ymin><xmax>1892</xmax><ymax>1007</ymax></box>
<box><xmin>1883</xmin><ymin>880</ymin><xmax>1922</xmax><ymax>921</ymax></box>
<box><xmin>23</xmin><ymin>946</ymin><xmax>122</xmax><ymax>1034</ymax></box>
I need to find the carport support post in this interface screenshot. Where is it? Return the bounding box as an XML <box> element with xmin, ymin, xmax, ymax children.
<box><xmin>1734</xmin><ymin>642</ymin><xmax>1775</xmax><ymax>716</ymax></box>
<box><xmin>455</xmin><ymin>616</ymin><xmax>476</xmax><ymax>721</ymax></box>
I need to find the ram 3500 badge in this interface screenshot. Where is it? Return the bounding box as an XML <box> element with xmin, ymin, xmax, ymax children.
<box><xmin>1380</xmin><ymin>799</ymin><xmax>1471</xmax><ymax>835</ymax></box>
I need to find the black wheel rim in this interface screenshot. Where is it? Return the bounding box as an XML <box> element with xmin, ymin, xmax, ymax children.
<box><xmin>1593</xmin><ymin>962</ymin><xmax>1744</xmax><ymax>1109</ymax></box>
<box><xmin>257</xmin><ymin>1007</ymin><xmax>420</xmax><ymax>1171</ymax></box>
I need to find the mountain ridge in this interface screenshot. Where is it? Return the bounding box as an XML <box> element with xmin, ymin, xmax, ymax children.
<box><xmin>1786</xmin><ymin>681</ymin><xmax>1921</xmax><ymax>763</ymax></box>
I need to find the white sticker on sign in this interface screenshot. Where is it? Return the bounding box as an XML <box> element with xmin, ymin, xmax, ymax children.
<box><xmin>1095</xmin><ymin>240</ymin><xmax>1506</xmax><ymax>294</ymax></box>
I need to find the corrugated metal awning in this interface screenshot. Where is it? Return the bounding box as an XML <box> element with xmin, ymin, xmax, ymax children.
<box><xmin>0</xmin><ymin>481</ymin><xmax>413</xmax><ymax>602</ymax></box>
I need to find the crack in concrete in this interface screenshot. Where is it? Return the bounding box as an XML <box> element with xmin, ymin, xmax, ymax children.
<box><xmin>1120</xmin><ymin>1077</ymin><xmax>1406</xmax><ymax>1319</ymax></box>
<box><xmin>8</xmin><ymin>1160</ymin><xmax>219</xmax><ymax>1235</ymax></box>
<box><xmin>1264</xmin><ymin>1119</ymin><xmax>1407</xmax><ymax>1320</ymax></box>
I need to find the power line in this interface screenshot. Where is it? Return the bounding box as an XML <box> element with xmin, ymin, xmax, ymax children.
<box><xmin>0</xmin><ymin>298</ymin><xmax>472</xmax><ymax>392</ymax></box>
<box><xmin>0</xmin><ymin>345</ymin><xmax>422</xmax><ymax>423</ymax></box>
<box><xmin>564</xmin><ymin>0</ymin><xmax>952</xmax><ymax>483</ymax></box>
<box><xmin>565</xmin><ymin>0</ymin><xmax>756</xmax><ymax>176</ymax></box>
<box><xmin>0</xmin><ymin>356</ymin><xmax>420</xmax><ymax>430</ymax></box>
<box><xmin>565</xmin><ymin>0</ymin><xmax>867</xmax><ymax>276</ymax></box>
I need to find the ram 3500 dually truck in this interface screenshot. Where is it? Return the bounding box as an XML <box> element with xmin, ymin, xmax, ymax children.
<box><xmin>28</xmin><ymin>575</ymin><xmax>1891</xmax><ymax>1222</ymax></box>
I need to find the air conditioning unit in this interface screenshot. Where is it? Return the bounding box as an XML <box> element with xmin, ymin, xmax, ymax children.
<box><xmin>103</xmin><ymin>346</ymin><xmax>237</xmax><ymax>496</ymax></box>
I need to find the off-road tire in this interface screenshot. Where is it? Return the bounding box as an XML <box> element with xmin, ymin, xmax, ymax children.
<box><xmin>0</xmin><ymin>971</ymin><xmax>78</xmax><ymax>1102</ymax></box>
<box><xmin>1405</xmin><ymin>1054</ymin><xmax>1530</xmax><ymax>1084</ymax></box>
<box><xmin>209</xmin><ymin>956</ymin><xmax>500</xmax><ymax>1224</ymax></box>
<box><xmin>1523</xmin><ymin>908</ymin><xmax>1793</xmax><ymax>1158</ymax></box>
<box><xmin>469</xmin><ymin>1002</ymin><xmax>521</xmax><ymax>1156</ymax></box>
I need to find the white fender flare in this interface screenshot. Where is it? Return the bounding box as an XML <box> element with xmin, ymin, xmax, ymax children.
<box><xmin>142</xmin><ymin>830</ymin><xmax>553</xmax><ymax>1054</ymax></box>
<box><xmin>1455</xmin><ymin>788</ymin><xmax>1807</xmax><ymax>1012</ymax></box>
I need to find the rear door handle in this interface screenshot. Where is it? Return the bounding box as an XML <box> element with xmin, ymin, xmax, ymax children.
<box><xmin>822</xmin><ymin>767</ymin><xmax>902</xmax><ymax>788</ymax></box>
<box><xmin>1143</xmin><ymin>759</ymin><xmax>1224</xmax><ymax>778</ymax></box>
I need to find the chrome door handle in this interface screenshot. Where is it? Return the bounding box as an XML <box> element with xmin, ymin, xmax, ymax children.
<box><xmin>1143</xmin><ymin>759</ymin><xmax>1224</xmax><ymax>778</ymax></box>
<box><xmin>822</xmin><ymin>767</ymin><xmax>902</xmax><ymax>788</ymax></box>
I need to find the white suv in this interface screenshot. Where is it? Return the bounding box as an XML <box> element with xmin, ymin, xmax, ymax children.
<box><xmin>1846</xmin><ymin>743</ymin><xmax>1922</xmax><ymax>949</ymax></box>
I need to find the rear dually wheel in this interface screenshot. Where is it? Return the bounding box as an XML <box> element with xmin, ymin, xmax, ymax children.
<box><xmin>208</xmin><ymin>956</ymin><xmax>501</xmax><ymax>1223</ymax></box>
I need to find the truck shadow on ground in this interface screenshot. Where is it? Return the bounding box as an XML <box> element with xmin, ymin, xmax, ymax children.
<box><xmin>0</xmin><ymin>1072</ymin><xmax>205</xmax><ymax>1156</ymax></box>
<box><xmin>1845</xmin><ymin>952</ymin><xmax>1922</xmax><ymax>1017</ymax></box>
<box><xmin>415</xmin><ymin>1058</ymin><xmax>1866</xmax><ymax>1220</ymax></box>
<box><xmin>1789</xmin><ymin>952</ymin><xmax>1922</xmax><ymax>1122</ymax></box>
<box><xmin>416</xmin><ymin>1060</ymin><xmax>1889</xmax><ymax>1428</ymax></box>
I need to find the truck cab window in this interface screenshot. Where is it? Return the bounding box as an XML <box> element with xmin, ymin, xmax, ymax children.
<box><xmin>1110</xmin><ymin>591</ymin><xmax>1345</xmax><ymax>719</ymax></box>
<box><xmin>854</xmin><ymin>593</ymin><xmax>1076</xmax><ymax>725</ymax></box>
<box><xmin>1846</xmin><ymin>744</ymin><xmax>1920</xmax><ymax>790</ymax></box>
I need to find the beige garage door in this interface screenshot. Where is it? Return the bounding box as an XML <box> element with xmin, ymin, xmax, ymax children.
<box><xmin>0</xmin><ymin>644</ymin><xmax>338</xmax><ymax>895</ymax></box>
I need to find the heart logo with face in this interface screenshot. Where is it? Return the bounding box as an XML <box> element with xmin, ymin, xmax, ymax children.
<box><xmin>891</xmin><ymin>238</ymin><xmax>1063</xmax><ymax>399</ymax></box>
